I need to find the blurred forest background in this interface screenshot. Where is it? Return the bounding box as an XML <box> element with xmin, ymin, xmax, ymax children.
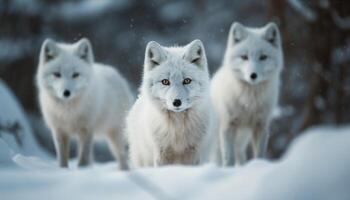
<box><xmin>0</xmin><ymin>0</ymin><xmax>349</xmax><ymax>159</ymax></box>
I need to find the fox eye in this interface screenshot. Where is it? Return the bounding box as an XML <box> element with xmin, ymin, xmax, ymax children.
<box><xmin>183</xmin><ymin>78</ymin><xmax>192</xmax><ymax>85</ymax></box>
<box><xmin>161</xmin><ymin>79</ymin><xmax>170</xmax><ymax>86</ymax></box>
<box><xmin>53</xmin><ymin>72</ymin><xmax>61</xmax><ymax>78</ymax></box>
<box><xmin>240</xmin><ymin>55</ymin><xmax>248</xmax><ymax>61</ymax></box>
<box><xmin>191</xmin><ymin>58</ymin><xmax>199</xmax><ymax>64</ymax></box>
<box><xmin>72</xmin><ymin>72</ymin><xmax>80</xmax><ymax>78</ymax></box>
<box><xmin>259</xmin><ymin>54</ymin><xmax>268</xmax><ymax>61</ymax></box>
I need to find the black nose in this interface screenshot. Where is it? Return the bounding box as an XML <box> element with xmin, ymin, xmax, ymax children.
<box><xmin>250</xmin><ymin>73</ymin><xmax>257</xmax><ymax>80</ymax></box>
<box><xmin>173</xmin><ymin>99</ymin><xmax>182</xmax><ymax>107</ymax></box>
<box><xmin>63</xmin><ymin>90</ymin><xmax>71</xmax><ymax>98</ymax></box>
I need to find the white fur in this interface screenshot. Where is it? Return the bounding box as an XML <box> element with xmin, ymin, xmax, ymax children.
<box><xmin>211</xmin><ymin>22</ymin><xmax>283</xmax><ymax>166</ymax></box>
<box><xmin>36</xmin><ymin>38</ymin><xmax>134</xmax><ymax>170</ymax></box>
<box><xmin>126</xmin><ymin>40</ymin><xmax>215</xmax><ymax>168</ymax></box>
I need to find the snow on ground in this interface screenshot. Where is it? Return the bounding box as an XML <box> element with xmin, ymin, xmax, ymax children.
<box><xmin>0</xmin><ymin>80</ymin><xmax>48</xmax><ymax>166</ymax></box>
<box><xmin>0</xmin><ymin>125</ymin><xmax>350</xmax><ymax>200</ymax></box>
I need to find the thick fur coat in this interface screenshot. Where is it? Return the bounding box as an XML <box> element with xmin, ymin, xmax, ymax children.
<box><xmin>126</xmin><ymin>40</ymin><xmax>215</xmax><ymax>168</ymax></box>
<box><xmin>211</xmin><ymin>22</ymin><xmax>283</xmax><ymax>166</ymax></box>
<box><xmin>36</xmin><ymin>38</ymin><xmax>133</xmax><ymax>169</ymax></box>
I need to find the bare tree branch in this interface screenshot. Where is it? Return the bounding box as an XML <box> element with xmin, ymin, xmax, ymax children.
<box><xmin>287</xmin><ymin>0</ymin><xmax>318</xmax><ymax>22</ymax></box>
<box><xmin>331</xmin><ymin>10</ymin><xmax>350</xmax><ymax>30</ymax></box>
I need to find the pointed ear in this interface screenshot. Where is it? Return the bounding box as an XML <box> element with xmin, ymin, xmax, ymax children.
<box><xmin>144</xmin><ymin>41</ymin><xmax>167</xmax><ymax>71</ymax></box>
<box><xmin>183</xmin><ymin>39</ymin><xmax>207</xmax><ymax>70</ymax></box>
<box><xmin>75</xmin><ymin>38</ymin><xmax>94</xmax><ymax>63</ymax></box>
<box><xmin>263</xmin><ymin>22</ymin><xmax>281</xmax><ymax>48</ymax></box>
<box><xmin>229</xmin><ymin>22</ymin><xmax>247</xmax><ymax>45</ymax></box>
<box><xmin>40</xmin><ymin>39</ymin><xmax>59</xmax><ymax>63</ymax></box>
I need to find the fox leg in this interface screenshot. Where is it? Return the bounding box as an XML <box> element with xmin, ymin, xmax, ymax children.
<box><xmin>252</xmin><ymin>123</ymin><xmax>269</xmax><ymax>158</ymax></box>
<box><xmin>234</xmin><ymin>129</ymin><xmax>251</xmax><ymax>165</ymax></box>
<box><xmin>153</xmin><ymin>149</ymin><xmax>160</xmax><ymax>167</ymax></box>
<box><xmin>258</xmin><ymin>128</ymin><xmax>269</xmax><ymax>158</ymax></box>
<box><xmin>107</xmin><ymin>129</ymin><xmax>129</xmax><ymax>170</ymax></box>
<box><xmin>130</xmin><ymin>144</ymin><xmax>147</xmax><ymax>168</ymax></box>
<box><xmin>181</xmin><ymin>145</ymin><xmax>199</xmax><ymax>165</ymax></box>
<box><xmin>234</xmin><ymin>146</ymin><xmax>247</xmax><ymax>165</ymax></box>
<box><xmin>220</xmin><ymin>124</ymin><xmax>236</xmax><ymax>166</ymax></box>
<box><xmin>52</xmin><ymin>130</ymin><xmax>70</xmax><ymax>168</ymax></box>
<box><xmin>156</xmin><ymin>147</ymin><xmax>175</xmax><ymax>166</ymax></box>
<box><xmin>77</xmin><ymin>131</ymin><xmax>93</xmax><ymax>167</ymax></box>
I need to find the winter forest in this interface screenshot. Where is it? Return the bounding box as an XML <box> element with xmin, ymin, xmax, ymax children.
<box><xmin>1</xmin><ymin>0</ymin><xmax>350</xmax><ymax>199</ymax></box>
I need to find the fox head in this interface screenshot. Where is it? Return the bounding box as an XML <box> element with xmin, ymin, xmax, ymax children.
<box><xmin>37</xmin><ymin>38</ymin><xmax>94</xmax><ymax>101</ymax></box>
<box><xmin>224</xmin><ymin>22</ymin><xmax>283</xmax><ymax>85</ymax></box>
<box><xmin>142</xmin><ymin>39</ymin><xmax>210</xmax><ymax>112</ymax></box>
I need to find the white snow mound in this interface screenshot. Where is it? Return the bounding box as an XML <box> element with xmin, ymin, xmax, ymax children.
<box><xmin>0</xmin><ymin>80</ymin><xmax>48</xmax><ymax>165</ymax></box>
<box><xmin>0</xmin><ymin>126</ymin><xmax>349</xmax><ymax>199</ymax></box>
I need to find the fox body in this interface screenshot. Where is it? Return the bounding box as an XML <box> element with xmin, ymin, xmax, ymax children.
<box><xmin>211</xmin><ymin>22</ymin><xmax>283</xmax><ymax>165</ymax></box>
<box><xmin>36</xmin><ymin>38</ymin><xmax>133</xmax><ymax>169</ymax></box>
<box><xmin>126</xmin><ymin>40</ymin><xmax>215</xmax><ymax>168</ymax></box>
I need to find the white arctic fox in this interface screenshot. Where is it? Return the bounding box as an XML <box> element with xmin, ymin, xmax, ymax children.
<box><xmin>36</xmin><ymin>38</ymin><xmax>133</xmax><ymax>170</ymax></box>
<box><xmin>126</xmin><ymin>40</ymin><xmax>215</xmax><ymax>168</ymax></box>
<box><xmin>211</xmin><ymin>22</ymin><xmax>283</xmax><ymax>166</ymax></box>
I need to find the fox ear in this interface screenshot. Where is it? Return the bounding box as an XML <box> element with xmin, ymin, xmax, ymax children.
<box><xmin>183</xmin><ymin>39</ymin><xmax>207</xmax><ymax>70</ymax></box>
<box><xmin>263</xmin><ymin>22</ymin><xmax>281</xmax><ymax>48</ymax></box>
<box><xmin>229</xmin><ymin>22</ymin><xmax>247</xmax><ymax>45</ymax></box>
<box><xmin>40</xmin><ymin>39</ymin><xmax>59</xmax><ymax>63</ymax></box>
<box><xmin>75</xmin><ymin>38</ymin><xmax>94</xmax><ymax>63</ymax></box>
<box><xmin>144</xmin><ymin>41</ymin><xmax>167</xmax><ymax>71</ymax></box>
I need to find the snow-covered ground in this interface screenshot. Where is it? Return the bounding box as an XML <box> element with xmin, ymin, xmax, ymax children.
<box><xmin>1</xmin><ymin>125</ymin><xmax>350</xmax><ymax>200</ymax></box>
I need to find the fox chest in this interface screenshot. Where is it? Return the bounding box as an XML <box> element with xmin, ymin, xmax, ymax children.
<box><xmin>47</xmin><ymin>106</ymin><xmax>94</xmax><ymax>134</ymax></box>
<box><xmin>151</xmin><ymin>114</ymin><xmax>207</xmax><ymax>154</ymax></box>
<box><xmin>227</xmin><ymin>89</ymin><xmax>275</xmax><ymax>126</ymax></box>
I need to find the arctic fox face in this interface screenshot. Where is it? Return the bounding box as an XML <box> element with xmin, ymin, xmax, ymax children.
<box><xmin>142</xmin><ymin>40</ymin><xmax>209</xmax><ymax>112</ymax></box>
<box><xmin>37</xmin><ymin>38</ymin><xmax>94</xmax><ymax>101</ymax></box>
<box><xmin>224</xmin><ymin>22</ymin><xmax>283</xmax><ymax>85</ymax></box>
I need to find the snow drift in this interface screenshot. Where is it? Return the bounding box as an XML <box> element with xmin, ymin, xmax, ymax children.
<box><xmin>0</xmin><ymin>125</ymin><xmax>349</xmax><ymax>200</ymax></box>
<box><xmin>0</xmin><ymin>80</ymin><xmax>48</xmax><ymax>165</ymax></box>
